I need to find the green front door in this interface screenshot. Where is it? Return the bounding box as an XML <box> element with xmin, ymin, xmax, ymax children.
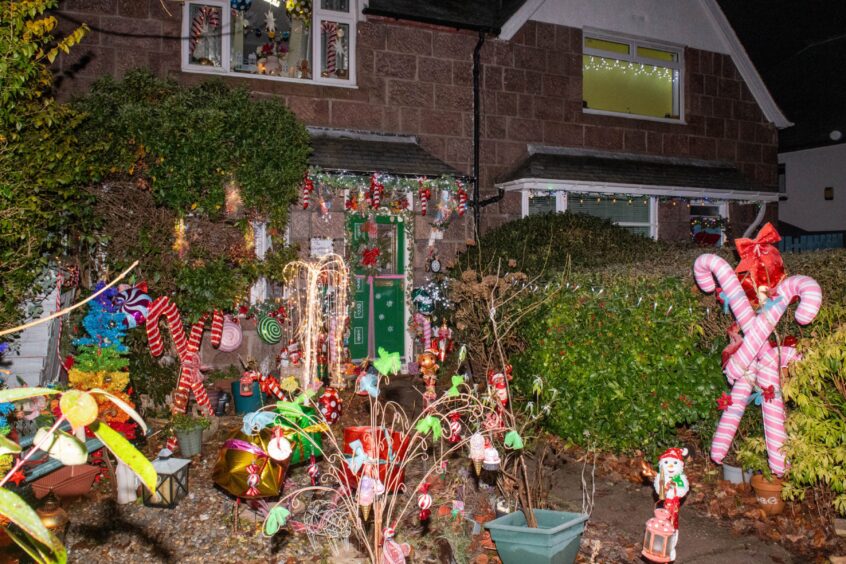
<box><xmin>348</xmin><ymin>215</ymin><xmax>407</xmax><ymax>360</ymax></box>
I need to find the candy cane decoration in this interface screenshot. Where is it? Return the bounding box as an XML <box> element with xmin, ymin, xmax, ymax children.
<box><xmin>302</xmin><ymin>176</ymin><xmax>315</xmax><ymax>209</ymax></box>
<box><xmin>694</xmin><ymin>254</ymin><xmax>822</xmax><ymax>475</ymax></box>
<box><xmin>258</xmin><ymin>373</ymin><xmax>286</xmax><ymax>401</ymax></box>
<box><xmin>418</xmin><ymin>181</ymin><xmax>430</xmax><ymax>216</ymax></box>
<box><xmin>190</xmin><ymin>6</ymin><xmax>220</xmax><ymax>57</ymax></box>
<box><xmin>321</xmin><ymin>21</ymin><xmax>338</xmax><ymax>74</ymax></box>
<box><xmin>370</xmin><ymin>174</ymin><xmax>383</xmax><ymax>210</ymax></box>
<box><xmin>146</xmin><ymin>296</ymin><xmax>215</xmax><ymax>450</ymax></box>
<box><xmin>413</xmin><ymin>312</ymin><xmax>432</xmax><ymax>349</ymax></box>
<box><xmin>456</xmin><ymin>182</ymin><xmax>467</xmax><ymax>217</ymax></box>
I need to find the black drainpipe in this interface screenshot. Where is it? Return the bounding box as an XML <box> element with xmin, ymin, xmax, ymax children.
<box><xmin>471</xmin><ymin>30</ymin><xmax>505</xmax><ymax>238</ymax></box>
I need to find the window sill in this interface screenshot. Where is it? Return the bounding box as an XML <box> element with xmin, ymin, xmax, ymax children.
<box><xmin>181</xmin><ymin>65</ymin><xmax>359</xmax><ymax>90</ymax></box>
<box><xmin>582</xmin><ymin>108</ymin><xmax>686</xmax><ymax>126</ymax></box>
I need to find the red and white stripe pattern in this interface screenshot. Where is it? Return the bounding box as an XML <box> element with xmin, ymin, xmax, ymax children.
<box><xmin>456</xmin><ymin>182</ymin><xmax>467</xmax><ymax>217</ymax></box>
<box><xmin>190</xmin><ymin>6</ymin><xmax>220</xmax><ymax>57</ymax></box>
<box><xmin>258</xmin><ymin>374</ymin><xmax>286</xmax><ymax>401</ymax></box>
<box><xmin>209</xmin><ymin>309</ymin><xmax>223</xmax><ymax>348</ymax></box>
<box><xmin>694</xmin><ymin>254</ymin><xmax>822</xmax><ymax>475</ymax></box>
<box><xmin>321</xmin><ymin>21</ymin><xmax>338</xmax><ymax>74</ymax></box>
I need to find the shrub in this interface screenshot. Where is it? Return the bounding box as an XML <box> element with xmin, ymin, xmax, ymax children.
<box><xmin>512</xmin><ymin>272</ymin><xmax>724</xmax><ymax>455</ymax></box>
<box><xmin>454</xmin><ymin>212</ymin><xmax>665</xmax><ymax>277</ymax></box>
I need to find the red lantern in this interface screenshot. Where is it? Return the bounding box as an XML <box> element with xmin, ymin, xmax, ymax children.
<box><xmin>240</xmin><ymin>373</ymin><xmax>256</xmax><ymax>397</ymax></box>
<box><xmin>642</xmin><ymin>508</ymin><xmax>677</xmax><ymax>563</ymax></box>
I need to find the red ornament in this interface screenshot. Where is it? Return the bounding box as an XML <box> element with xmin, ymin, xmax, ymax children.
<box><xmin>418</xmin><ymin>181</ymin><xmax>431</xmax><ymax>216</ymax></box>
<box><xmin>457</xmin><ymin>182</ymin><xmax>468</xmax><ymax>217</ymax></box>
<box><xmin>716</xmin><ymin>392</ymin><xmax>733</xmax><ymax>411</ymax></box>
<box><xmin>7</xmin><ymin>469</ymin><xmax>26</xmax><ymax>486</ymax></box>
<box><xmin>417</xmin><ymin>482</ymin><xmax>432</xmax><ymax>522</ymax></box>
<box><xmin>734</xmin><ymin>223</ymin><xmax>785</xmax><ymax>308</ymax></box>
<box><xmin>762</xmin><ymin>385</ymin><xmax>776</xmax><ymax>403</ymax></box>
<box><xmin>362</xmin><ymin>247</ymin><xmax>380</xmax><ymax>267</ymax></box>
<box><xmin>448</xmin><ymin>413</ymin><xmax>461</xmax><ymax>443</ymax></box>
<box><xmin>302</xmin><ymin>176</ymin><xmax>315</xmax><ymax>209</ymax></box>
<box><xmin>318</xmin><ymin>387</ymin><xmax>342</xmax><ymax>424</ymax></box>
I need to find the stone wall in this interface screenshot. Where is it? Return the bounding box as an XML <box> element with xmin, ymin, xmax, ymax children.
<box><xmin>54</xmin><ymin>2</ymin><xmax>780</xmax><ymax>258</ymax></box>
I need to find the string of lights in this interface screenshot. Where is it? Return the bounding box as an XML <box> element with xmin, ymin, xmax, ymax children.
<box><xmin>584</xmin><ymin>56</ymin><xmax>677</xmax><ymax>81</ymax></box>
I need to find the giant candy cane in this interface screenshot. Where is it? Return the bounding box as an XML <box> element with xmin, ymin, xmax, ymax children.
<box><xmin>694</xmin><ymin>254</ymin><xmax>821</xmax><ymax>475</ymax></box>
<box><xmin>146</xmin><ymin>297</ymin><xmax>223</xmax><ymax>449</ymax></box>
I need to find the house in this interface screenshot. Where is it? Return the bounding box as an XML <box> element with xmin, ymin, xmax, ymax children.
<box><xmin>54</xmin><ymin>0</ymin><xmax>789</xmax><ymax>361</ymax></box>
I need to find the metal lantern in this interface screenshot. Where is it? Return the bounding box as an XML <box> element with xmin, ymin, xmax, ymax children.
<box><xmin>142</xmin><ymin>450</ymin><xmax>192</xmax><ymax>509</ymax></box>
<box><xmin>240</xmin><ymin>373</ymin><xmax>255</xmax><ymax>397</ymax></box>
<box><xmin>641</xmin><ymin>508</ymin><xmax>676</xmax><ymax>563</ymax></box>
<box><xmin>36</xmin><ymin>493</ymin><xmax>70</xmax><ymax>542</ymax></box>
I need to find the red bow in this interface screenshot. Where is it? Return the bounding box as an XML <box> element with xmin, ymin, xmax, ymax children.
<box><xmin>735</xmin><ymin>223</ymin><xmax>781</xmax><ymax>272</ymax></box>
<box><xmin>734</xmin><ymin>223</ymin><xmax>785</xmax><ymax>307</ymax></box>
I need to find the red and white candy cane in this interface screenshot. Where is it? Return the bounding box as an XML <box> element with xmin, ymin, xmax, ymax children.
<box><xmin>302</xmin><ymin>176</ymin><xmax>315</xmax><ymax>209</ymax></box>
<box><xmin>418</xmin><ymin>181</ymin><xmax>430</xmax><ymax>216</ymax></box>
<box><xmin>190</xmin><ymin>6</ymin><xmax>220</xmax><ymax>57</ymax></box>
<box><xmin>146</xmin><ymin>297</ymin><xmax>215</xmax><ymax>450</ymax></box>
<box><xmin>694</xmin><ymin>254</ymin><xmax>822</xmax><ymax>475</ymax></box>
<box><xmin>321</xmin><ymin>21</ymin><xmax>338</xmax><ymax>74</ymax></box>
<box><xmin>413</xmin><ymin>312</ymin><xmax>432</xmax><ymax>349</ymax></box>
<box><xmin>456</xmin><ymin>183</ymin><xmax>468</xmax><ymax>217</ymax></box>
<box><xmin>370</xmin><ymin>174</ymin><xmax>383</xmax><ymax>209</ymax></box>
<box><xmin>258</xmin><ymin>373</ymin><xmax>286</xmax><ymax>401</ymax></box>
<box><xmin>712</xmin><ymin>343</ymin><xmax>798</xmax><ymax>476</ymax></box>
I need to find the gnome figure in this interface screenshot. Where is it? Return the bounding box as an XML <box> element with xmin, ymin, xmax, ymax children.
<box><xmin>653</xmin><ymin>447</ymin><xmax>689</xmax><ymax>561</ymax></box>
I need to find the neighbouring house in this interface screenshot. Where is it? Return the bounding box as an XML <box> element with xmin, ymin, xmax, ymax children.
<box><xmin>53</xmin><ymin>0</ymin><xmax>790</xmax><ymax>362</ymax></box>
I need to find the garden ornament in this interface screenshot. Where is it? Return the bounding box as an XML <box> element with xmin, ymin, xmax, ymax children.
<box><xmin>642</xmin><ymin>447</ymin><xmax>689</xmax><ymax>562</ymax></box>
<box><xmin>694</xmin><ymin>251</ymin><xmax>821</xmax><ymax>476</ymax></box>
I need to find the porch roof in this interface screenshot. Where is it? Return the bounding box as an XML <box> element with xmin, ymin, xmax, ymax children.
<box><xmin>498</xmin><ymin>146</ymin><xmax>783</xmax><ymax>202</ymax></box>
<box><xmin>308</xmin><ymin>128</ymin><xmax>463</xmax><ymax>178</ymax></box>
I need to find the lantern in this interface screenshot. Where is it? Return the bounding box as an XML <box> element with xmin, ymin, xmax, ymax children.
<box><xmin>36</xmin><ymin>493</ymin><xmax>69</xmax><ymax>541</ymax></box>
<box><xmin>240</xmin><ymin>373</ymin><xmax>256</xmax><ymax>397</ymax></box>
<box><xmin>142</xmin><ymin>449</ymin><xmax>192</xmax><ymax>509</ymax></box>
<box><xmin>641</xmin><ymin>508</ymin><xmax>676</xmax><ymax>563</ymax></box>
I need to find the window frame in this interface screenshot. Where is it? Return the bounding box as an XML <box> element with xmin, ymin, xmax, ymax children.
<box><xmin>181</xmin><ymin>0</ymin><xmax>358</xmax><ymax>89</ymax></box>
<box><xmin>582</xmin><ymin>29</ymin><xmax>685</xmax><ymax>125</ymax></box>
<box><xmin>521</xmin><ymin>190</ymin><xmax>658</xmax><ymax>239</ymax></box>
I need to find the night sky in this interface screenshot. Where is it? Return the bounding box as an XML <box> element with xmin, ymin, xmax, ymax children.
<box><xmin>718</xmin><ymin>0</ymin><xmax>846</xmax><ymax>151</ymax></box>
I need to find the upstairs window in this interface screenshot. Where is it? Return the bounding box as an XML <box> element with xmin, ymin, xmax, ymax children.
<box><xmin>582</xmin><ymin>33</ymin><xmax>682</xmax><ymax>122</ymax></box>
<box><xmin>182</xmin><ymin>0</ymin><xmax>357</xmax><ymax>87</ymax></box>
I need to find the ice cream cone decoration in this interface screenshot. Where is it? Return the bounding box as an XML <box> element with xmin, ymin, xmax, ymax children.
<box><xmin>359</xmin><ymin>476</ymin><xmax>375</xmax><ymax>521</ymax></box>
<box><xmin>469</xmin><ymin>432</ymin><xmax>485</xmax><ymax>476</ymax></box>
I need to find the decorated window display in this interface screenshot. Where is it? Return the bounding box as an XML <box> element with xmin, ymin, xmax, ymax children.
<box><xmin>181</xmin><ymin>0</ymin><xmax>357</xmax><ymax>85</ymax></box>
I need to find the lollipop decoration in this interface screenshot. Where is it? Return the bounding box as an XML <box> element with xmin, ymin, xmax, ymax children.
<box><xmin>115</xmin><ymin>283</ymin><xmax>151</xmax><ymax>329</ymax></box>
<box><xmin>258</xmin><ymin>315</ymin><xmax>283</xmax><ymax>345</ymax></box>
<box><xmin>417</xmin><ymin>483</ymin><xmax>432</xmax><ymax>521</ymax></box>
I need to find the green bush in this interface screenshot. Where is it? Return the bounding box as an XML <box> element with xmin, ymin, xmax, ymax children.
<box><xmin>454</xmin><ymin>212</ymin><xmax>665</xmax><ymax>277</ymax></box>
<box><xmin>512</xmin><ymin>273</ymin><xmax>724</xmax><ymax>455</ymax></box>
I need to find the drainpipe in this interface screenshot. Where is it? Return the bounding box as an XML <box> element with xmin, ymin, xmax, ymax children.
<box><xmin>742</xmin><ymin>201</ymin><xmax>769</xmax><ymax>238</ymax></box>
<box><xmin>472</xmin><ymin>30</ymin><xmax>485</xmax><ymax>237</ymax></box>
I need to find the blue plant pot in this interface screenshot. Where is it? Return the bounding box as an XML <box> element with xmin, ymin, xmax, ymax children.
<box><xmin>485</xmin><ymin>509</ymin><xmax>588</xmax><ymax>564</ymax></box>
<box><xmin>230</xmin><ymin>381</ymin><xmax>265</xmax><ymax>415</ymax></box>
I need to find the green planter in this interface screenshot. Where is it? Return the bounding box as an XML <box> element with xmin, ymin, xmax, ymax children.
<box><xmin>175</xmin><ymin>427</ymin><xmax>204</xmax><ymax>457</ymax></box>
<box><xmin>485</xmin><ymin>509</ymin><xmax>588</xmax><ymax>564</ymax></box>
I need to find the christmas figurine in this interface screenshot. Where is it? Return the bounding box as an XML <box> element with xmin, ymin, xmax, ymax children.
<box><xmin>643</xmin><ymin>447</ymin><xmax>689</xmax><ymax>562</ymax></box>
<box><xmin>417</xmin><ymin>349</ymin><xmax>439</xmax><ymax>407</ymax></box>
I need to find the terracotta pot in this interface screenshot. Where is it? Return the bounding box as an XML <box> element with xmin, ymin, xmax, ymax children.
<box><xmin>750</xmin><ymin>474</ymin><xmax>785</xmax><ymax>515</ymax></box>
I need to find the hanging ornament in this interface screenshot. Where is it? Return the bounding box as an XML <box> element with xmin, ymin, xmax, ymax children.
<box><xmin>448</xmin><ymin>413</ymin><xmax>461</xmax><ymax>443</ymax></box>
<box><xmin>358</xmin><ymin>476</ymin><xmax>375</xmax><ymax>520</ymax></box>
<box><xmin>434</xmin><ymin>321</ymin><xmax>453</xmax><ymax>362</ymax></box>
<box><xmin>302</xmin><ymin>176</ymin><xmax>315</xmax><ymax>209</ymax></box>
<box><xmin>417</xmin><ymin>483</ymin><xmax>432</xmax><ymax>521</ymax></box>
<box><xmin>369</xmin><ymin>174</ymin><xmax>384</xmax><ymax>210</ymax></box>
<box><xmin>258</xmin><ymin>315</ymin><xmax>283</xmax><ymax>344</ymax></box>
<box><xmin>469</xmin><ymin>432</ymin><xmax>485</xmax><ymax>476</ymax></box>
<box><xmin>287</xmin><ymin>340</ymin><xmax>301</xmax><ymax>366</ymax></box>
<box><xmin>457</xmin><ymin>182</ymin><xmax>468</xmax><ymax>217</ymax></box>
<box><xmin>307</xmin><ymin>454</ymin><xmax>319</xmax><ymax>486</ymax></box>
<box><xmin>482</xmin><ymin>438</ymin><xmax>501</xmax><ymax>472</ymax></box>
<box><xmin>418</xmin><ymin>180</ymin><xmax>431</xmax><ymax>216</ymax></box>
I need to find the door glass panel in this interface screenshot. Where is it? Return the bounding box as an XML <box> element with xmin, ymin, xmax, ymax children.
<box><xmin>377</xmin><ymin>223</ymin><xmax>398</xmax><ymax>274</ymax></box>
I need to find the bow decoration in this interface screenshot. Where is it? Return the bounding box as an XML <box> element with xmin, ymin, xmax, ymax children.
<box><xmin>264</xmin><ymin>506</ymin><xmax>290</xmax><ymax>536</ymax></box>
<box><xmin>373</xmin><ymin>347</ymin><xmax>402</xmax><ymax>377</ymax></box>
<box><xmin>357</xmin><ymin>372</ymin><xmax>380</xmax><ymax>398</ymax></box>
<box><xmin>415</xmin><ymin>415</ymin><xmax>443</xmax><ymax>441</ymax></box>
<box><xmin>346</xmin><ymin>440</ymin><xmax>369</xmax><ymax>473</ymax></box>
<box><xmin>504</xmin><ymin>430</ymin><xmax>524</xmax><ymax>450</ymax></box>
<box><xmin>446</xmin><ymin>375</ymin><xmax>463</xmax><ymax>397</ymax></box>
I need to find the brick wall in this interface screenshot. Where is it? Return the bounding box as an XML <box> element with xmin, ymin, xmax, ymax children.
<box><xmin>54</xmin><ymin>3</ymin><xmax>779</xmax><ymax>259</ymax></box>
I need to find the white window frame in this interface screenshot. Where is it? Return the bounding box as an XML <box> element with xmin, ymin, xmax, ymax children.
<box><xmin>181</xmin><ymin>0</ymin><xmax>358</xmax><ymax>88</ymax></box>
<box><xmin>689</xmin><ymin>199</ymin><xmax>729</xmax><ymax>246</ymax></box>
<box><xmin>582</xmin><ymin>29</ymin><xmax>685</xmax><ymax>125</ymax></box>
<box><xmin>520</xmin><ymin>190</ymin><xmax>658</xmax><ymax>239</ymax></box>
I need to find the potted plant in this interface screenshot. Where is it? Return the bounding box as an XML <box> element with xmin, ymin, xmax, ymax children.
<box><xmin>720</xmin><ymin>444</ymin><xmax>753</xmax><ymax>485</ymax></box>
<box><xmin>171</xmin><ymin>413</ymin><xmax>211</xmax><ymax>457</ymax></box>
<box><xmin>737</xmin><ymin>437</ymin><xmax>784</xmax><ymax>515</ymax></box>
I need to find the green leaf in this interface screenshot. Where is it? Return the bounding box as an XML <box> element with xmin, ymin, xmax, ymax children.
<box><xmin>0</xmin><ymin>487</ymin><xmax>66</xmax><ymax>564</ymax></box>
<box><xmin>0</xmin><ymin>388</ymin><xmax>60</xmax><ymax>403</ymax></box>
<box><xmin>89</xmin><ymin>388</ymin><xmax>148</xmax><ymax>433</ymax></box>
<box><xmin>504</xmin><ymin>430</ymin><xmax>524</xmax><ymax>450</ymax></box>
<box><xmin>263</xmin><ymin>506</ymin><xmax>290</xmax><ymax>536</ymax></box>
<box><xmin>0</xmin><ymin>435</ymin><xmax>22</xmax><ymax>456</ymax></box>
<box><xmin>89</xmin><ymin>421</ymin><xmax>156</xmax><ymax>491</ymax></box>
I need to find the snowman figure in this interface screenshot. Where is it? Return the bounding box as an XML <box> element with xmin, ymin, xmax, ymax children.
<box><xmin>653</xmin><ymin>447</ymin><xmax>689</xmax><ymax>561</ymax></box>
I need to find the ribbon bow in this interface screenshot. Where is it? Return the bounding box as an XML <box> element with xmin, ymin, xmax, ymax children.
<box><xmin>373</xmin><ymin>347</ymin><xmax>401</xmax><ymax>376</ymax></box>
<box><xmin>264</xmin><ymin>506</ymin><xmax>290</xmax><ymax>536</ymax></box>
<box><xmin>504</xmin><ymin>430</ymin><xmax>524</xmax><ymax>450</ymax></box>
<box><xmin>446</xmin><ymin>375</ymin><xmax>464</xmax><ymax>397</ymax></box>
<box><xmin>346</xmin><ymin>439</ymin><xmax>369</xmax><ymax>473</ymax></box>
<box><xmin>358</xmin><ymin>372</ymin><xmax>380</xmax><ymax>397</ymax></box>
<box><xmin>736</xmin><ymin>223</ymin><xmax>781</xmax><ymax>262</ymax></box>
<box><xmin>242</xmin><ymin>411</ymin><xmax>277</xmax><ymax>435</ymax></box>
<box><xmin>275</xmin><ymin>400</ymin><xmax>307</xmax><ymax>421</ymax></box>
<box><xmin>415</xmin><ymin>415</ymin><xmax>443</xmax><ymax>440</ymax></box>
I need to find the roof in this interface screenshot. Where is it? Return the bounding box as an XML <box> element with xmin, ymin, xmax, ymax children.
<box><xmin>363</xmin><ymin>0</ymin><xmax>527</xmax><ymax>33</ymax></box>
<box><xmin>718</xmin><ymin>0</ymin><xmax>846</xmax><ymax>151</ymax></box>
<box><xmin>497</xmin><ymin>147</ymin><xmax>781</xmax><ymax>201</ymax></box>
<box><xmin>307</xmin><ymin>128</ymin><xmax>462</xmax><ymax>177</ymax></box>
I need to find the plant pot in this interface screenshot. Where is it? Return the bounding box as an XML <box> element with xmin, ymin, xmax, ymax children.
<box><xmin>834</xmin><ymin>517</ymin><xmax>846</xmax><ymax>537</ymax></box>
<box><xmin>230</xmin><ymin>381</ymin><xmax>266</xmax><ymax>415</ymax></box>
<box><xmin>175</xmin><ymin>427</ymin><xmax>204</xmax><ymax>457</ymax></box>
<box><xmin>750</xmin><ymin>474</ymin><xmax>785</xmax><ymax>515</ymax></box>
<box><xmin>31</xmin><ymin>464</ymin><xmax>100</xmax><ymax>499</ymax></box>
<box><xmin>485</xmin><ymin>509</ymin><xmax>588</xmax><ymax>564</ymax></box>
<box><xmin>721</xmin><ymin>463</ymin><xmax>753</xmax><ymax>485</ymax></box>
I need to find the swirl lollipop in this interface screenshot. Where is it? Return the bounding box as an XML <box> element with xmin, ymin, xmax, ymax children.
<box><xmin>116</xmin><ymin>286</ymin><xmax>151</xmax><ymax>328</ymax></box>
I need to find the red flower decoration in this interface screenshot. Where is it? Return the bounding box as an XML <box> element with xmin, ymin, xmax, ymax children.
<box><xmin>361</xmin><ymin>247</ymin><xmax>380</xmax><ymax>267</ymax></box>
<box><xmin>716</xmin><ymin>392</ymin><xmax>733</xmax><ymax>411</ymax></box>
<box><xmin>762</xmin><ymin>385</ymin><xmax>776</xmax><ymax>403</ymax></box>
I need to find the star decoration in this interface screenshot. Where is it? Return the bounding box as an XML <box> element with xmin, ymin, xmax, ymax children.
<box><xmin>7</xmin><ymin>469</ymin><xmax>26</xmax><ymax>486</ymax></box>
<box><xmin>716</xmin><ymin>392</ymin><xmax>733</xmax><ymax>411</ymax></box>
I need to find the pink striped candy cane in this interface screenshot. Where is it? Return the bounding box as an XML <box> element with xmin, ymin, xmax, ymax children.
<box><xmin>414</xmin><ymin>313</ymin><xmax>432</xmax><ymax>349</ymax></box>
<box><xmin>321</xmin><ymin>21</ymin><xmax>338</xmax><ymax>74</ymax></box>
<box><xmin>756</xmin><ymin>343</ymin><xmax>799</xmax><ymax>475</ymax></box>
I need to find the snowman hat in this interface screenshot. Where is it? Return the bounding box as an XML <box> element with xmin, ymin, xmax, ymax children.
<box><xmin>658</xmin><ymin>447</ymin><xmax>688</xmax><ymax>462</ymax></box>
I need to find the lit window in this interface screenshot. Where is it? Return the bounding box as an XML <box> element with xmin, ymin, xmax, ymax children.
<box><xmin>582</xmin><ymin>33</ymin><xmax>682</xmax><ymax>121</ymax></box>
<box><xmin>689</xmin><ymin>201</ymin><xmax>728</xmax><ymax>247</ymax></box>
<box><xmin>182</xmin><ymin>0</ymin><xmax>357</xmax><ymax>86</ymax></box>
